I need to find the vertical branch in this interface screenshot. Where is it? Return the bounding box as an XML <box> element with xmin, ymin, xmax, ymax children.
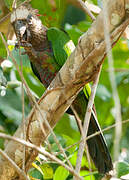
<box><xmin>73</xmin><ymin>67</ymin><xmax>101</xmax><ymax>178</ymax></box>
<box><xmin>102</xmin><ymin>0</ymin><xmax>122</xmax><ymax>162</ymax></box>
<box><xmin>71</xmin><ymin>105</ymin><xmax>92</xmax><ymax>174</ymax></box>
<box><xmin>16</xmin><ymin>0</ymin><xmax>26</xmax><ymax>169</ymax></box>
<box><xmin>20</xmin><ymin>58</ymin><xmax>26</xmax><ymax>171</ymax></box>
<box><xmin>19</xmin><ymin>48</ymin><xmax>26</xmax><ymax>172</ymax></box>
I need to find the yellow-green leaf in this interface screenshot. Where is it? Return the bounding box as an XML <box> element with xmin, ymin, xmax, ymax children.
<box><xmin>54</xmin><ymin>166</ymin><xmax>69</xmax><ymax>180</ymax></box>
<box><xmin>40</xmin><ymin>164</ymin><xmax>53</xmax><ymax>179</ymax></box>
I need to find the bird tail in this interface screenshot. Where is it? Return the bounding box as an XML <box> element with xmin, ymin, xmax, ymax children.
<box><xmin>87</xmin><ymin>110</ymin><xmax>113</xmax><ymax>174</ymax></box>
<box><xmin>71</xmin><ymin>91</ymin><xmax>113</xmax><ymax>174</ymax></box>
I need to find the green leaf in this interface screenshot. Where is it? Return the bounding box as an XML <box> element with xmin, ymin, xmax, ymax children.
<box><xmin>96</xmin><ymin>84</ymin><xmax>111</xmax><ymax>101</ymax></box>
<box><xmin>4</xmin><ymin>0</ymin><xmax>25</xmax><ymax>10</ymax></box>
<box><xmin>104</xmin><ymin>39</ymin><xmax>129</xmax><ymax>69</ymax></box>
<box><xmin>40</xmin><ymin>164</ymin><xmax>53</xmax><ymax>179</ymax></box>
<box><xmin>115</xmin><ymin>72</ymin><xmax>129</xmax><ymax>85</ymax></box>
<box><xmin>80</xmin><ymin>170</ymin><xmax>95</xmax><ymax>180</ymax></box>
<box><xmin>62</xmin><ymin>5</ymin><xmax>86</xmax><ymax>27</ymax></box>
<box><xmin>21</xmin><ymin>70</ymin><xmax>45</xmax><ymax>98</ymax></box>
<box><xmin>0</xmin><ymin>89</ymin><xmax>30</xmax><ymax>125</ymax></box>
<box><xmin>0</xmin><ymin>36</ymin><xmax>7</xmax><ymax>59</ymax></box>
<box><xmin>9</xmin><ymin>48</ymin><xmax>30</xmax><ymax>67</ymax></box>
<box><xmin>0</xmin><ymin>138</ymin><xmax>4</xmax><ymax>149</ymax></box>
<box><xmin>4</xmin><ymin>0</ymin><xmax>12</xmax><ymax>9</ymax></box>
<box><xmin>62</xmin><ymin>134</ymin><xmax>76</xmax><ymax>153</ymax></box>
<box><xmin>116</xmin><ymin>161</ymin><xmax>129</xmax><ymax>178</ymax></box>
<box><xmin>29</xmin><ymin>168</ymin><xmax>43</xmax><ymax>180</ymax></box>
<box><xmin>69</xmin><ymin>151</ymin><xmax>87</xmax><ymax>167</ymax></box>
<box><xmin>65</xmin><ymin>24</ymin><xmax>83</xmax><ymax>45</ymax></box>
<box><xmin>54</xmin><ymin>166</ymin><xmax>69</xmax><ymax>180</ymax></box>
<box><xmin>64</xmin><ymin>21</ymin><xmax>91</xmax><ymax>45</ymax></box>
<box><xmin>54</xmin><ymin>114</ymin><xmax>80</xmax><ymax>141</ymax></box>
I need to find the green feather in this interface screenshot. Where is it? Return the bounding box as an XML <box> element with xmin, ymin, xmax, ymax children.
<box><xmin>83</xmin><ymin>83</ymin><xmax>91</xmax><ymax>99</ymax></box>
<box><xmin>47</xmin><ymin>27</ymin><xmax>70</xmax><ymax>67</ymax></box>
<box><xmin>47</xmin><ymin>27</ymin><xmax>91</xmax><ymax>98</ymax></box>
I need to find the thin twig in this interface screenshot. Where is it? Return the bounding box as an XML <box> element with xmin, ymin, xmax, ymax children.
<box><xmin>102</xmin><ymin>0</ymin><xmax>122</xmax><ymax>162</ymax></box>
<box><xmin>34</xmin><ymin>98</ymin><xmax>73</xmax><ymax>169</ymax></box>
<box><xmin>73</xmin><ymin>66</ymin><xmax>102</xmax><ymax>179</ymax></box>
<box><xmin>17</xmin><ymin>18</ymin><xmax>26</xmax><ymax>171</ymax></box>
<box><xmin>85</xmin><ymin>143</ymin><xmax>92</xmax><ymax>180</ymax></box>
<box><xmin>64</xmin><ymin>118</ymin><xmax>129</xmax><ymax>153</ymax></box>
<box><xmin>71</xmin><ymin>105</ymin><xmax>92</xmax><ymax>175</ymax></box>
<box><xmin>76</xmin><ymin>0</ymin><xmax>96</xmax><ymax>21</ymax></box>
<box><xmin>14</xmin><ymin>2</ymin><xmax>27</xmax><ymax>171</ymax></box>
<box><xmin>12</xmin><ymin>0</ymin><xmax>17</xmax><ymax>9</ymax></box>
<box><xmin>106</xmin><ymin>68</ymin><xmax>129</xmax><ymax>72</ymax></box>
<box><xmin>0</xmin><ymin>133</ymin><xmax>83</xmax><ymax>180</ymax></box>
<box><xmin>20</xmin><ymin>53</ymin><xmax>26</xmax><ymax>171</ymax></box>
<box><xmin>3</xmin><ymin>117</ymin><xmax>129</xmax><ymax>165</ymax></box>
<box><xmin>34</xmin><ymin>103</ymin><xmax>52</xmax><ymax>154</ymax></box>
<box><xmin>0</xmin><ymin>149</ymin><xmax>29</xmax><ymax>180</ymax></box>
<box><xmin>71</xmin><ymin>105</ymin><xmax>83</xmax><ymax>134</ymax></box>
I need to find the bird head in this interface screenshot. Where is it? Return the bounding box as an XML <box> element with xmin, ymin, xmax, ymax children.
<box><xmin>11</xmin><ymin>5</ymin><xmax>47</xmax><ymax>49</ymax></box>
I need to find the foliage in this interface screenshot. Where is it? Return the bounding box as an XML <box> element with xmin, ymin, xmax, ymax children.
<box><xmin>0</xmin><ymin>0</ymin><xmax>129</xmax><ymax>179</ymax></box>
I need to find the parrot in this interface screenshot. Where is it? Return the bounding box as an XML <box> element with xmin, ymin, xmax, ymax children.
<box><xmin>10</xmin><ymin>5</ymin><xmax>113</xmax><ymax>174</ymax></box>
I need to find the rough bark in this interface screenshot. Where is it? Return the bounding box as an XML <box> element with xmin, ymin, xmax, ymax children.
<box><xmin>0</xmin><ymin>0</ymin><xmax>129</xmax><ymax>179</ymax></box>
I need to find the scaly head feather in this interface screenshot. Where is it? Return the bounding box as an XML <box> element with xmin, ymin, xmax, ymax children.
<box><xmin>11</xmin><ymin>5</ymin><xmax>48</xmax><ymax>51</ymax></box>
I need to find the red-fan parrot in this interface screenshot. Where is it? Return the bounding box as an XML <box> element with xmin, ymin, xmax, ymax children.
<box><xmin>11</xmin><ymin>5</ymin><xmax>113</xmax><ymax>174</ymax></box>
